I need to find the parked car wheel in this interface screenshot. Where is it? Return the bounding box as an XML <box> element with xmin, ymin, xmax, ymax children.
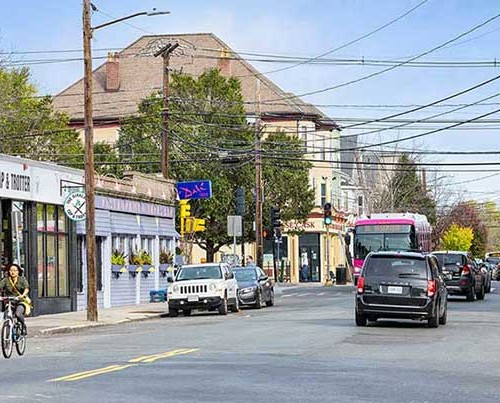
<box><xmin>230</xmin><ymin>297</ymin><xmax>239</xmax><ymax>313</ymax></box>
<box><xmin>477</xmin><ymin>284</ymin><xmax>485</xmax><ymax>300</ymax></box>
<box><xmin>219</xmin><ymin>295</ymin><xmax>228</xmax><ymax>315</ymax></box>
<box><xmin>266</xmin><ymin>289</ymin><xmax>275</xmax><ymax>307</ymax></box>
<box><xmin>466</xmin><ymin>284</ymin><xmax>476</xmax><ymax>301</ymax></box>
<box><xmin>183</xmin><ymin>309</ymin><xmax>192</xmax><ymax>316</ymax></box>
<box><xmin>169</xmin><ymin>308</ymin><xmax>179</xmax><ymax>317</ymax></box>
<box><xmin>439</xmin><ymin>301</ymin><xmax>448</xmax><ymax>325</ymax></box>
<box><xmin>428</xmin><ymin>304</ymin><xmax>440</xmax><ymax>328</ymax></box>
<box><xmin>253</xmin><ymin>291</ymin><xmax>262</xmax><ymax>309</ymax></box>
<box><xmin>355</xmin><ymin>310</ymin><xmax>367</xmax><ymax>327</ymax></box>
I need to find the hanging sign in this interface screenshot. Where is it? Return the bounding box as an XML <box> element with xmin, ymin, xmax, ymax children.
<box><xmin>64</xmin><ymin>191</ymin><xmax>86</xmax><ymax>221</ymax></box>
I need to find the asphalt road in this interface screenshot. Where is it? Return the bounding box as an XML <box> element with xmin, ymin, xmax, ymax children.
<box><xmin>1</xmin><ymin>282</ymin><xmax>500</xmax><ymax>403</ymax></box>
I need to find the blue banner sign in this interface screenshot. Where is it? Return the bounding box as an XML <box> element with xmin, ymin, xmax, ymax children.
<box><xmin>176</xmin><ymin>180</ymin><xmax>212</xmax><ymax>200</ymax></box>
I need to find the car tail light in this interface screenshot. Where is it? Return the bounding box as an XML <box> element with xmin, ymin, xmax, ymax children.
<box><xmin>462</xmin><ymin>264</ymin><xmax>471</xmax><ymax>276</ymax></box>
<box><xmin>357</xmin><ymin>277</ymin><xmax>365</xmax><ymax>294</ymax></box>
<box><xmin>427</xmin><ymin>280</ymin><xmax>436</xmax><ymax>297</ymax></box>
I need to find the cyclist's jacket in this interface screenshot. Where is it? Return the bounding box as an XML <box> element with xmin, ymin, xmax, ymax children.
<box><xmin>0</xmin><ymin>276</ymin><xmax>29</xmax><ymax>298</ymax></box>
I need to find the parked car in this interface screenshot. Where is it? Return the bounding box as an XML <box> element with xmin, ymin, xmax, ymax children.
<box><xmin>480</xmin><ymin>262</ymin><xmax>493</xmax><ymax>293</ymax></box>
<box><xmin>167</xmin><ymin>263</ymin><xmax>239</xmax><ymax>316</ymax></box>
<box><xmin>232</xmin><ymin>266</ymin><xmax>274</xmax><ymax>308</ymax></box>
<box><xmin>433</xmin><ymin>251</ymin><xmax>486</xmax><ymax>301</ymax></box>
<box><xmin>355</xmin><ymin>251</ymin><xmax>448</xmax><ymax>328</ymax></box>
<box><xmin>485</xmin><ymin>257</ymin><xmax>500</xmax><ymax>280</ymax></box>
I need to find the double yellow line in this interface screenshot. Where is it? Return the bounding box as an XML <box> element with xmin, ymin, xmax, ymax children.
<box><xmin>49</xmin><ymin>348</ymin><xmax>199</xmax><ymax>382</ymax></box>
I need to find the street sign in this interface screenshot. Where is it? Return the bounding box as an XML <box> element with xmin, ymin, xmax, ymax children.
<box><xmin>64</xmin><ymin>191</ymin><xmax>86</xmax><ymax>221</ymax></box>
<box><xmin>227</xmin><ymin>215</ymin><xmax>243</xmax><ymax>237</ymax></box>
<box><xmin>176</xmin><ymin>180</ymin><xmax>212</xmax><ymax>200</ymax></box>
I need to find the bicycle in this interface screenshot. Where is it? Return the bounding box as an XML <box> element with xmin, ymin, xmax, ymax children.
<box><xmin>1</xmin><ymin>296</ymin><xmax>27</xmax><ymax>359</ymax></box>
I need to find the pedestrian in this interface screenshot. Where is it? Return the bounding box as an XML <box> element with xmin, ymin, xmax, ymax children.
<box><xmin>246</xmin><ymin>255</ymin><xmax>255</xmax><ymax>266</ymax></box>
<box><xmin>0</xmin><ymin>263</ymin><xmax>31</xmax><ymax>335</ymax></box>
<box><xmin>300</xmin><ymin>251</ymin><xmax>309</xmax><ymax>282</ymax></box>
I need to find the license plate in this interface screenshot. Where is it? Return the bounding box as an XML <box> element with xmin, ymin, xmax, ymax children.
<box><xmin>387</xmin><ymin>286</ymin><xmax>403</xmax><ymax>294</ymax></box>
<box><xmin>187</xmin><ymin>295</ymin><xmax>199</xmax><ymax>302</ymax></box>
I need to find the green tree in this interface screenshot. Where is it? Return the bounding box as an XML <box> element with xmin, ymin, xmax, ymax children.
<box><xmin>378</xmin><ymin>154</ymin><xmax>437</xmax><ymax>224</ymax></box>
<box><xmin>0</xmin><ymin>66</ymin><xmax>83</xmax><ymax>162</ymax></box>
<box><xmin>93</xmin><ymin>142</ymin><xmax>123</xmax><ymax>177</ymax></box>
<box><xmin>478</xmin><ymin>201</ymin><xmax>500</xmax><ymax>252</ymax></box>
<box><xmin>440</xmin><ymin>224</ymin><xmax>474</xmax><ymax>252</ymax></box>
<box><xmin>118</xmin><ymin>69</ymin><xmax>314</xmax><ymax>261</ymax></box>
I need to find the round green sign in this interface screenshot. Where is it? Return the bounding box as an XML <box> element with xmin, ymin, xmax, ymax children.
<box><xmin>64</xmin><ymin>191</ymin><xmax>86</xmax><ymax>221</ymax></box>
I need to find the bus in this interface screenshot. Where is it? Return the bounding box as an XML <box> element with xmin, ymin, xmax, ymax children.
<box><xmin>350</xmin><ymin>213</ymin><xmax>432</xmax><ymax>283</ymax></box>
<box><xmin>485</xmin><ymin>251</ymin><xmax>500</xmax><ymax>265</ymax></box>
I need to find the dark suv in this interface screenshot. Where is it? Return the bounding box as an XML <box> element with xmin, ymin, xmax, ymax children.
<box><xmin>355</xmin><ymin>251</ymin><xmax>448</xmax><ymax>328</ymax></box>
<box><xmin>433</xmin><ymin>251</ymin><xmax>486</xmax><ymax>301</ymax></box>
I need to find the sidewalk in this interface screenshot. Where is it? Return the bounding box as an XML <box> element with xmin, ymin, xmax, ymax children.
<box><xmin>27</xmin><ymin>302</ymin><xmax>169</xmax><ymax>337</ymax></box>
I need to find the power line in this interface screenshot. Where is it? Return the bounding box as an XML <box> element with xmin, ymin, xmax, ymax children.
<box><xmin>259</xmin><ymin>11</ymin><xmax>500</xmax><ymax>104</ymax></box>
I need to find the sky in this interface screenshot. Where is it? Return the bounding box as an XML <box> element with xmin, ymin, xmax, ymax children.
<box><xmin>2</xmin><ymin>0</ymin><xmax>500</xmax><ymax>206</ymax></box>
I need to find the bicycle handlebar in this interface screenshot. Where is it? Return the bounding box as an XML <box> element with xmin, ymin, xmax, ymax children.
<box><xmin>1</xmin><ymin>297</ymin><xmax>20</xmax><ymax>302</ymax></box>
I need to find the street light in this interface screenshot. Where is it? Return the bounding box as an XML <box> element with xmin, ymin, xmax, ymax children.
<box><xmin>82</xmin><ymin>0</ymin><xmax>168</xmax><ymax>321</ymax></box>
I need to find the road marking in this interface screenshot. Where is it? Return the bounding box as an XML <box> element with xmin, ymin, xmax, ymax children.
<box><xmin>281</xmin><ymin>294</ymin><xmax>294</xmax><ymax>298</ymax></box>
<box><xmin>318</xmin><ymin>292</ymin><xmax>325</xmax><ymax>296</ymax></box>
<box><xmin>49</xmin><ymin>348</ymin><xmax>198</xmax><ymax>383</ymax></box>
<box><xmin>49</xmin><ymin>364</ymin><xmax>135</xmax><ymax>382</ymax></box>
<box><xmin>296</xmin><ymin>293</ymin><xmax>310</xmax><ymax>297</ymax></box>
<box><xmin>139</xmin><ymin>349</ymin><xmax>199</xmax><ymax>364</ymax></box>
<box><xmin>128</xmin><ymin>348</ymin><xmax>190</xmax><ymax>363</ymax></box>
<box><xmin>491</xmin><ymin>288</ymin><xmax>496</xmax><ymax>292</ymax></box>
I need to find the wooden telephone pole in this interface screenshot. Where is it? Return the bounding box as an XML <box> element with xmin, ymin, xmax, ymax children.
<box><xmin>82</xmin><ymin>0</ymin><xmax>98</xmax><ymax>322</ymax></box>
<box><xmin>155</xmin><ymin>43</ymin><xmax>179</xmax><ymax>179</ymax></box>
<box><xmin>255</xmin><ymin>79</ymin><xmax>263</xmax><ymax>269</ymax></box>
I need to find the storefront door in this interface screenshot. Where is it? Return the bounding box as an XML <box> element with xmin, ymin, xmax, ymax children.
<box><xmin>299</xmin><ymin>234</ymin><xmax>321</xmax><ymax>282</ymax></box>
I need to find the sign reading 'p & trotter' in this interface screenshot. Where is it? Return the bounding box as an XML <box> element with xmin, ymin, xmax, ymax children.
<box><xmin>0</xmin><ymin>171</ymin><xmax>30</xmax><ymax>192</ymax></box>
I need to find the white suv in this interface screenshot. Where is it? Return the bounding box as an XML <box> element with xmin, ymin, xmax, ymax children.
<box><xmin>167</xmin><ymin>263</ymin><xmax>239</xmax><ymax>317</ymax></box>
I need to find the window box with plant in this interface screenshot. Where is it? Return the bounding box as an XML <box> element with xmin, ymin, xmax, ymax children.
<box><xmin>111</xmin><ymin>250</ymin><xmax>128</xmax><ymax>279</ymax></box>
<box><xmin>159</xmin><ymin>249</ymin><xmax>174</xmax><ymax>277</ymax></box>
<box><xmin>128</xmin><ymin>250</ymin><xmax>154</xmax><ymax>278</ymax></box>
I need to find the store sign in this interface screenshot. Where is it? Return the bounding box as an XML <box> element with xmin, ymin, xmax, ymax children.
<box><xmin>176</xmin><ymin>180</ymin><xmax>212</xmax><ymax>200</ymax></box>
<box><xmin>284</xmin><ymin>221</ymin><xmax>316</xmax><ymax>231</ymax></box>
<box><xmin>95</xmin><ymin>195</ymin><xmax>174</xmax><ymax>218</ymax></box>
<box><xmin>64</xmin><ymin>191</ymin><xmax>86</xmax><ymax>221</ymax></box>
<box><xmin>0</xmin><ymin>170</ymin><xmax>30</xmax><ymax>193</ymax></box>
<box><xmin>0</xmin><ymin>156</ymin><xmax>84</xmax><ymax>205</ymax></box>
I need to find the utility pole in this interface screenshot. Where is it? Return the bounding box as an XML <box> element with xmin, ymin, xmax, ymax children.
<box><xmin>154</xmin><ymin>43</ymin><xmax>179</xmax><ymax>179</ymax></box>
<box><xmin>255</xmin><ymin>79</ymin><xmax>263</xmax><ymax>269</ymax></box>
<box><xmin>82</xmin><ymin>3</ymin><xmax>168</xmax><ymax>322</ymax></box>
<box><xmin>83</xmin><ymin>0</ymin><xmax>97</xmax><ymax>322</ymax></box>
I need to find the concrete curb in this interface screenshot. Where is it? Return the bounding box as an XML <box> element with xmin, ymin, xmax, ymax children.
<box><xmin>33</xmin><ymin>312</ymin><xmax>169</xmax><ymax>337</ymax></box>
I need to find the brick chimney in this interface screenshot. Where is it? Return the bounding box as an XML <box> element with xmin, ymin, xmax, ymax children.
<box><xmin>106</xmin><ymin>52</ymin><xmax>120</xmax><ymax>91</ymax></box>
<box><xmin>218</xmin><ymin>48</ymin><xmax>232</xmax><ymax>76</ymax></box>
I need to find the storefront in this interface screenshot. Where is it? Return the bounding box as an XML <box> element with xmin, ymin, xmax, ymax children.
<box><xmin>75</xmin><ymin>194</ymin><xmax>177</xmax><ymax>310</ymax></box>
<box><xmin>283</xmin><ymin>210</ymin><xmax>348</xmax><ymax>284</ymax></box>
<box><xmin>0</xmin><ymin>155</ymin><xmax>83</xmax><ymax>315</ymax></box>
<box><xmin>74</xmin><ymin>173</ymin><xmax>177</xmax><ymax>310</ymax></box>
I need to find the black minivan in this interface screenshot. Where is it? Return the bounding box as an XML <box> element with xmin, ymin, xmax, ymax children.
<box><xmin>355</xmin><ymin>251</ymin><xmax>448</xmax><ymax>328</ymax></box>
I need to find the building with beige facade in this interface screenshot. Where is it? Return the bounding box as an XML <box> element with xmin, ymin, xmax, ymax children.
<box><xmin>53</xmin><ymin>33</ymin><xmax>348</xmax><ymax>284</ymax></box>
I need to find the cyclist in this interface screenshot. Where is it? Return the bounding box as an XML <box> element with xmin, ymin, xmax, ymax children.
<box><xmin>0</xmin><ymin>263</ymin><xmax>30</xmax><ymax>335</ymax></box>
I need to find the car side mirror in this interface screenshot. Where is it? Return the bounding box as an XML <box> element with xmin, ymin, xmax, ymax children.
<box><xmin>167</xmin><ymin>277</ymin><xmax>174</xmax><ymax>283</ymax></box>
<box><xmin>259</xmin><ymin>275</ymin><xmax>268</xmax><ymax>281</ymax></box>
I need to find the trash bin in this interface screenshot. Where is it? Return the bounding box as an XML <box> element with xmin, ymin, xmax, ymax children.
<box><xmin>336</xmin><ymin>265</ymin><xmax>347</xmax><ymax>285</ymax></box>
<box><xmin>149</xmin><ymin>289</ymin><xmax>167</xmax><ymax>303</ymax></box>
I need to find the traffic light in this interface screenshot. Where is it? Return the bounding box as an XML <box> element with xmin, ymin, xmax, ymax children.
<box><xmin>323</xmin><ymin>202</ymin><xmax>332</xmax><ymax>225</ymax></box>
<box><xmin>193</xmin><ymin>218</ymin><xmax>206</xmax><ymax>232</ymax></box>
<box><xmin>271</xmin><ymin>207</ymin><xmax>281</xmax><ymax>229</ymax></box>
<box><xmin>179</xmin><ymin>200</ymin><xmax>191</xmax><ymax>219</ymax></box>
<box><xmin>235</xmin><ymin>187</ymin><xmax>245</xmax><ymax>216</ymax></box>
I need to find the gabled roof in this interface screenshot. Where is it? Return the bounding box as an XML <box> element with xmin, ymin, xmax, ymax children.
<box><xmin>53</xmin><ymin>33</ymin><xmax>333</xmax><ymax>124</ymax></box>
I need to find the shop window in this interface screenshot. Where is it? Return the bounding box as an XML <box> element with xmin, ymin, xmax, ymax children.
<box><xmin>11</xmin><ymin>202</ymin><xmax>26</xmax><ymax>268</ymax></box>
<box><xmin>320</xmin><ymin>183</ymin><xmax>327</xmax><ymax>208</ymax></box>
<box><xmin>36</xmin><ymin>203</ymin><xmax>69</xmax><ymax>298</ymax></box>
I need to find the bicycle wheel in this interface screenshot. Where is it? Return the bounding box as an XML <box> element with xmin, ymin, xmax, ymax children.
<box><xmin>15</xmin><ymin>322</ymin><xmax>26</xmax><ymax>356</ymax></box>
<box><xmin>2</xmin><ymin>320</ymin><xmax>13</xmax><ymax>359</ymax></box>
